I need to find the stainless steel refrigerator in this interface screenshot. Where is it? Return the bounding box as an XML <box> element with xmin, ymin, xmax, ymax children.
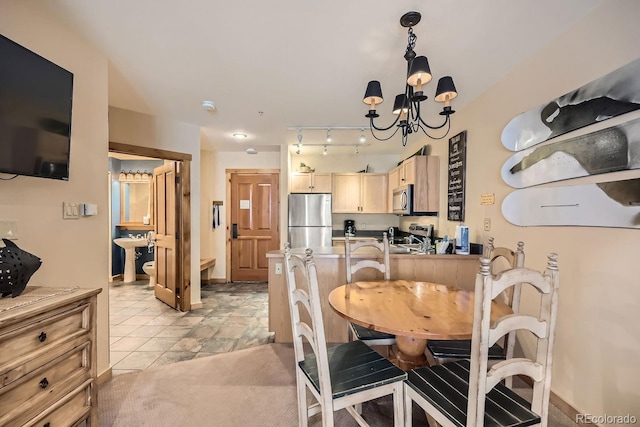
<box><xmin>288</xmin><ymin>193</ymin><xmax>332</xmax><ymax>248</ymax></box>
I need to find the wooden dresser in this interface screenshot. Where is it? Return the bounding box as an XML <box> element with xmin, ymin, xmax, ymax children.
<box><xmin>0</xmin><ymin>287</ymin><xmax>101</xmax><ymax>427</ymax></box>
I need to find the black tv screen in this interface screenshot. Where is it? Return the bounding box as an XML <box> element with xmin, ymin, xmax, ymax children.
<box><xmin>0</xmin><ymin>34</ymin><xmax>73</xmax><ymax>180</ymax></box>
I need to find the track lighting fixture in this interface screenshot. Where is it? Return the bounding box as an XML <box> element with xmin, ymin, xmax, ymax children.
<box><xmin>323</xmin><ymin>145</ymin><xmax>328</xmax><ymax>155</ymax></box>
<box><xmin>326</xmin><ymin>129</ymin><xmax>332</xmax><ymax>143</ymax></box>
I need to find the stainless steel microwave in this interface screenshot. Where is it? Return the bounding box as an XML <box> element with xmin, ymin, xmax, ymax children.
<box><xmin>392</xmin><ymin>184</ymin><xmax>413</xmax><ymax>215</ymax></box>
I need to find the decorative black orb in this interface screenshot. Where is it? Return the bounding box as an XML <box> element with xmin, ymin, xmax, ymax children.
<box><xmin>0</xmin><ymin>239</ymin><xmax>42</xmax><ymax>298</ymax></box>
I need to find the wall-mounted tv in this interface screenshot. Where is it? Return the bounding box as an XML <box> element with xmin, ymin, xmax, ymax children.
<box><xmin>0</xmin><ymin>34</ymin><xmax>73</xmax><ymax>181</ymax></box>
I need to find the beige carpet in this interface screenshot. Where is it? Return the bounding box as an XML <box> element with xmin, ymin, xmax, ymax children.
<box><xmin>98</xmin><ymin>343</ymin><xmax>578</xmax><ymax>426</ymax></box>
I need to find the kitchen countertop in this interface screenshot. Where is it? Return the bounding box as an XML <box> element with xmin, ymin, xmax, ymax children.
<box><xmin>267</xmin><ymin>246</ymin><xmax>479</xmax><ymax>259</ymax></box>
<box><xmin>331</xmin><ymin>229</ymin><xmax>411</xmax><ymax>241</ymax></box>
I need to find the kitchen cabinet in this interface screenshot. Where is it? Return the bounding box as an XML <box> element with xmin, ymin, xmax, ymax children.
<box><xmin>290</xmin><ymin>172</ymin><xmax>332</xmax><ymax>193</ymax></box>
<box><xmin>388</xmin><ymin>156</ymin><xmax>417</xmax><ymax>190</ymax></box>
<box><xmin>387</xmin><ymin>156</ymin><xmax>439</xmax><ymax>213</ymax></box>
<box><xmin>332</xmin><ymin>173</ymin><xmax>388</xmax><ymax>213</ymax></box>
<box><xmin>0</xmin><ymin>287</ymin><xmax>101</xmax><ymax>427</ymax></box>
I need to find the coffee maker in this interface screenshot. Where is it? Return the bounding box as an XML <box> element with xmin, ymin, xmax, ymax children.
<box><xmin>344</xmin><ymin>219</ymin><xmax>356</xmax><ymax>236</ymax></box>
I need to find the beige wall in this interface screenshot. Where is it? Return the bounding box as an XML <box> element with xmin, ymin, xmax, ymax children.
<box><xmin>109</xmin><ymin>107</ymin><xmax>202</xmax><ymax>304</ymax></box>
<box><xmin>0</xmin><ymin>1</ymin><xmax>110</xmax><ymax>374</ymax></box>
<box><xmin>200</xmin><ymin>150</ymin><xmax>283</xmax><ymax>280</ymax></box>
<box><xmin>400</xmin><ymin>1</ymin><xmax>640</xmax><ymax>419</ymax></box>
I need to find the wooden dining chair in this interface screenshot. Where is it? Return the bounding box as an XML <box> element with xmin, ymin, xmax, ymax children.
<box><xmin>426</xmin><ymin>238</ymin><xmax>524</xmax><ymax>387</ymax></box>
<box><xmin>283</xmin><ymin>244</ymin><xmax>406</xmax><ymax>427</ymax></box>
<box><xmin>345</xmin><ymin>232</ymin><xmax>397</xmax><ymax>353</ymax></box>
<box><xmin>404</xmin><ymin>253</ymin><xmax>560</xmax><ymax>427</ymax></box>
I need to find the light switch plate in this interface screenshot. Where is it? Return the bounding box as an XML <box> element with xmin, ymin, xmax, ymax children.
<box><xmin>63</xmin><ymin>202</ymin><xmax>80</xmax><ymax>220</ymax></box>
<box><xmin>484</xmin><ymin>218</ymin><xmax>491</xmax><ymax>231</ymax></box>
<box><xmin>275</xmin><ymin>263</ymin><xmax>282</xmax><ymax>275</ymax></box>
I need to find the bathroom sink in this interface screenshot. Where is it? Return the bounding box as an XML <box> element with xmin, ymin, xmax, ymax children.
<box><xmin>114</xmin><ymin>237</ymin><xmax>148</xmax><ymax>249</ymax></box>
<box><xmin>114</xmin><ymin>238</ymin><xmax>149</xmax><ymax>282</ymax></box>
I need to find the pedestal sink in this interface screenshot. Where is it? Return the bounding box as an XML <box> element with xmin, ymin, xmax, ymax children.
<box><xmin>114</xmin><ymin>238</ymin><xmax>148</xmax><ymax>283</ymax></box>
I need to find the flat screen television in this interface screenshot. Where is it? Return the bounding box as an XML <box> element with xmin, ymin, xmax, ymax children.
<box><xmin>0</xmin><ymin>33</ymin><xmax>73</xmax><ymax>181</ymax></box>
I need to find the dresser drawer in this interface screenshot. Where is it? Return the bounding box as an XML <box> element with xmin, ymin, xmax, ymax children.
<box><xmin>0</xmin><ymin>303</ymin><xmax>90</xmax><ymax>386</ymax></box>
<box><xmin>24</xmin><ymin>379</ymin><xmax>93</xmax><ymax>427</ymax></box>
<box><xmin>0</xmin><ymin>342</ymin><xmax>91</xmax><ymax>427</ymax></box>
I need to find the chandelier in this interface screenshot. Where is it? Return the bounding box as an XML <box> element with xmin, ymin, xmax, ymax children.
<box><xmin>363</xmin><ymin>11</ymin><xmax>458</xmax><ymax>146</ymax></box>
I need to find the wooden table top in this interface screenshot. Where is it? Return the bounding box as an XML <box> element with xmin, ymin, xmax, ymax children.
<box><xmin>328</xmin><ymin>280</ymin><xmax>512</xmax><ymax>340</ymax></box>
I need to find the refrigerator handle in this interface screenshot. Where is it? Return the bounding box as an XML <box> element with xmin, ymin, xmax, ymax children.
<box><xmin>232</xmin><ymin>223</ymin><xmax>238</xmax><ymax>238</ymax></box>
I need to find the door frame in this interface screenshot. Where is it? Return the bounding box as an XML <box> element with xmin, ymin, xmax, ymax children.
<box><xmin>109</xmin><ymin>141</ymin><xmax>192</xmax><ymax>311</ymax></box>
<box><xmin>225</xmin><ymin>168</ymin><xmax>280</xmax><ymax>283</ymax></box>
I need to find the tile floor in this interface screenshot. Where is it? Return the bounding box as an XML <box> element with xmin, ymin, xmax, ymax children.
<box><xmin>109</xmin><ymin>280</ymin><xmax>272</xmax><ymax>376</ymax></box>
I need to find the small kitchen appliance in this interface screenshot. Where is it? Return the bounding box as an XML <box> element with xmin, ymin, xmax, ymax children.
<box><xmin>344</xmin><ymin>219</ymin><xmax>356</xmax><ymax>236</ymax></box>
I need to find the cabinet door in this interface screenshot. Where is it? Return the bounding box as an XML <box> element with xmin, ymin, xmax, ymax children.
<box><xmin>361</xmin><ymin>174</ymin><xmax>388</xmax><ymax>213</ymax></box>
<box><xmin>311</xmin><ymin>173</ymin><xmax>332</xmax><ymax>193</ymax></box>
<box><xmin>332</xmin><ymin>174</ymin><xmax>361</xmax><ymax>213</ymax></box>
<box><xmin>290</xmin><ymin>173</ymin><xmax>312</xmax><ymax>193</ymax></box>
<box><xmin>413</xmin><ymin>156</ymin><xmax>440</xmax><ymax>212</ymax></box>
<box><xmin>402</xmin><ymin>156</ymin><xmax>417</xmax><ymax>185</ymax></box>
<box><xmin>387</xmin><ymin>166</ymin><xmax>401</xmax><ymax>212</ymax></box>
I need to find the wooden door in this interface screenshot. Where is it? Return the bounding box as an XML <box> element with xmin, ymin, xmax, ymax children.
<box><xmin>331</xmin><ymin>173</ymin><xmax>361</xmax><ymax>213</ymax></box>
<box><xmin>153</xmin><ymin>162</ymin><xmax>179</xmax><ymax>308</ymax></box>
<box><xmin>230</xmin><ymin>172</ymin><xmax>280</xmax><ymax>281</ymax></box>
<box><xmin>361</xmin><ymin>174</ymin><xmax>388</xmax><ymax>213</ymax></box>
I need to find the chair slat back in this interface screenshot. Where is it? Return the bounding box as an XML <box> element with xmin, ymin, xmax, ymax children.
<box><xmin>283</xmin><ymin>245</ymin><xmax>332</xmax><ymax>399</ymax></box>
<box><xmin>467</xmin><ymin>253</ymin><xmax>560</xmax><ymax>427</ymax></box>
<box><xmin>345</xmin><ymin>232</ymin><xmax>390</xmax><ymax>283</ymax></box>
<box><xmin>485</xmin><ymin>238</ymin><xmax>525</xmax><ymax>366</ymax></box>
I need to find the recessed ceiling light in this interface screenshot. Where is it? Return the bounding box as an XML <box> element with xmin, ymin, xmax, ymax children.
<box><xmin>233</xmin><ymin>133</ymin><xmax>248</xmax><ymax>139</ymax></box>
<box><xmin>201</xmin><ymin>100</ymin><xmax>215</xmax><ymax>111</ymax></box>
<box><xmin>246</xmin><ymin>148</ymin><xmax>257</xmax><ymax>154</ymax></box>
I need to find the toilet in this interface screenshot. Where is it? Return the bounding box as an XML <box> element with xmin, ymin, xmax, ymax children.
<box><xmin>142</xmin><ymin>261</ymin><xmax>156</xmax><ymax>287</ymax></box>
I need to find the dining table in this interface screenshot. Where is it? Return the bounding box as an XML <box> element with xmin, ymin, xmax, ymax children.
<box><xmin>328</xmin><ymin>279</ymin><xmax>512</xmax><ymax>370</ymax></box>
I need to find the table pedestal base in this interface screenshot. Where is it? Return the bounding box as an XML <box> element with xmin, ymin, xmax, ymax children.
<box><xmin>395</xmin><ymin>336</ymin><xmax>427</xmax><ymax>371</ymax></box>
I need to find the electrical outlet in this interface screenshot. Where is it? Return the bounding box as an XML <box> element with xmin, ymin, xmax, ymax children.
<box><xmin>360</xmin><ymin>223</ymin><xmax>366</xmax><ymax>230</ymax></box>
<box><xmin>484</xmin><ymin>218</ymin><xmax>491</xmax><ymax>231</ymax></box>
<box><xmin>275</xmin><ymin>263</ymin><xmax>282</xmax><ymax>275</ymax></box>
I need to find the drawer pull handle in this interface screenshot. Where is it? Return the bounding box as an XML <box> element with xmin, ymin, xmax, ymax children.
<box><xmin>39</xmin><ymin>378</ymin><xmax>49</xmax><ymax>389</ymax></box>
<box><xmin>38</xmin><ymin>332</ymin><xmax>47</xmax><ymax>342</ymax></box>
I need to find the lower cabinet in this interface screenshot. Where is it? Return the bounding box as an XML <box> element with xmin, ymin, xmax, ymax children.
<box><xmin>0</xmin><ymin>287</ymin><xmax>101</xmax><ymax>427</ymax></box>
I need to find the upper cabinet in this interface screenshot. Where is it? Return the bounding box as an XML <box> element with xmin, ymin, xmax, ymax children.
<box><xmin>387</xmin><ymin>156</ymin><xmax>440</xmax><ymax>213</ymax></box>
<box><xmin>290</xmin><ymin>172</ymin><xmax>332</xmax><ymax>193</ymax></box>
<box><xmin>388</xmin><ymin>155</ymin><xmax>418</xmax><ymax>190</ymax></box>
<box><xmin>332</xmin><ymin>173</ymin><xmax>388</xmax><ymax>213</ymax></box>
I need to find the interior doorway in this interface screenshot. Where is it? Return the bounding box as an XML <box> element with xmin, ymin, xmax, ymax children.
<box><xmin>226</xmin><ymin>169</ymin><xmax>280</xmax><ymax>282</ymax></box>
<box><xmin>108</xmin><ymin>141</ymin><xmax>192</xmax><ymax>311</ymax></box>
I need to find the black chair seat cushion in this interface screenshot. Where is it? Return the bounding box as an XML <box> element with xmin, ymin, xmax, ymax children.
<box><xmin>427</xmin><ymin>339</ymin><xmax>505</xmax><ymax>360</ymax></box>
<box><xmin>299</xmin><ymin>340</ymin><xmax>406</xmax><ymax>399</ymax></box>
<box><xmin>351</xmin><ymin>322</ymin><xmax>396</xmax><ymax>341</ymax></box>
<box><xmin>406</xmin><ymin>360</ymin><xmax>540</xmax><ymax>427</ymax></box>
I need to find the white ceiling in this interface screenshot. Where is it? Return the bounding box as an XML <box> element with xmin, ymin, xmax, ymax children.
<box><xmin>44</xmin><ymin>0</ymin><xmax>604</xmax><ymax>155</ymax></box>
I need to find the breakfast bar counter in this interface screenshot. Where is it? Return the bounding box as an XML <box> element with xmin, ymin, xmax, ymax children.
<box><xmin>267</xmin><ymin>247</ymin><xmax>480</xmax><ymax>343</ymax></box>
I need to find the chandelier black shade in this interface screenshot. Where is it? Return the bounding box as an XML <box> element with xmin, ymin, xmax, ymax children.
<box><xmin>363</xmin><ymin>11</ymin><xmax>458</xmax><ymax>146</ymax></box>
